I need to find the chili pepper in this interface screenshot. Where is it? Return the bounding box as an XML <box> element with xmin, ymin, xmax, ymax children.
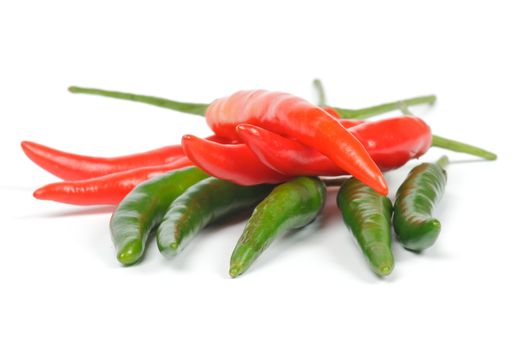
<box><xmin>181</xmin><ymin>135</ymin><xmax>289</xmax><ymax>185</ymax></box>
<box><xmin>33</xmin><ymin>157</ymin><xmax>193</xmax><ymax>205</ymax></box>
<box><xmin>229</xmin><ymin>177</ymin><xmax>326</xmax><ymax>278</ymax></box>
<box><xmin>236</xmin><ymin>116</ymin><xmax>432</xmax><ymax>176</ymax></box>
<box><xmin>393</xmin><ymin>156</ymin><xmax>449</xmax><ymax>251</ymax></box>
<box><xmin>21</xmin><ymin>135</ymin><xmax>229</xmax><ymax>181</ymax></box>
<box><xmin>157</xmin><ymin>178</ymin><xmax>274</xmax><ymax>257</ymax></box>
<box><xmin>204</xmin><ymin>90</ymin><xmax>388</xmax><ymax>194</ymax></box>
<box><xmin>21</xmin><ymin>141</ymin><xmax>185</xmax><ymax>181</ymax></box>
<box><xmin>337</xmin><ymin>177</ymin><xmax>394</xmax><ymax>277</ymax></box>
<box><xmin>111</xmin><ymin>166</ymin><xmax>208</xmax><ymax>266</ymax></box>
<box><xmin>69</xmin><ymin>85</ymin><xmax>436</xmax><ymax>121</ymax></box>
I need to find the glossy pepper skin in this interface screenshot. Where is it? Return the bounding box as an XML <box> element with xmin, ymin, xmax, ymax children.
<box><xmin>110</xmin><ymin>166</ymin><xmax>208</xmax><ymax>266</ymax></box>
<box><xmin>33</xmin><ymin>157</ymin><xmax>193</xmax><ymax>205</ymax></box>
<box><xmin>21</xmin><ymin>135</ymin><xmax>229</xmax><ymax>181</ymax></box>
<box><xmin>182</xmin><ymin>134</ymin><xmax>289</xmax><ymax>185</ymax></box>
<box><xmin>229</xmin><ymin>177</ymin><xmax>326</xmax><ymax>278</ymax></box>
<box><xmin>205</xmin><ymin>90</ymin><xmax>388</xmax><ymax>195</ymax></box>
<box><xmin>236</xmin><ymin>116</ymin><xmax>432</xmax><ymax>176</ymax></box>
<box><xmin>393</xmin><ymin>156</ymin><xmax>448</xmax><ymax>251</ymax></box>
<box><xmin>337</xmin><ymin>178</ymin><xmax>394</xmax><ymax>277</ymax></box>
<box><xmin>21</xmin><ymin>141</ymin><xmax>185</xmax><ymax>181</ymax></box>
<box><xmin>157</xmin><ymin>178</ymin><xmax>274</xmax><ymax>257</ymax></box>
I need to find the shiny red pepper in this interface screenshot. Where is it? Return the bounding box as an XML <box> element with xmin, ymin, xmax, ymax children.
<box><xmin>21</xmin><ymin>141</ymin><xmax>185</xmax><ymax>181</ymax></box>
<box><xmin>205</xmin><ymin>90</ymin><xmax>388</xmax><ymax>195</ymax></box>
<box><xmin>235</xmin><ymin>116</ymin><xmax>432</xmax><ymax>176</ymax></box>
<box><xmin>33</xmin><ymin>157</ymin><xmax>193</xmax><ymax>205</ymax></box>
<box><xmin>21</xmin><ymin>136</ymin><xmax>229</xmax><ymax>181</ymax></box>
<box><xmin>182</xmin><ymin>135</ymin><xmax>289</xmax><ymax>185</ymax></box>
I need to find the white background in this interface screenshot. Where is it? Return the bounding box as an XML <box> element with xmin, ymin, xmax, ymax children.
<box><xmin>1</xmin><ymin>1</ymin><xmax>519</xmax><ymax>349</ymax></box>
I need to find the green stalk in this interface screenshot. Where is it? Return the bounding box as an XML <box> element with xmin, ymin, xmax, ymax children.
<box><xmin>399</xmin><ymin>104</ymin><xmax>497</xmax><ymax>160</ymax></box>
<box><xmin>431</xmin><ymin>135</ymin><xmax>497</xmax><ymax>160</ymax></box>
<box><xmin>68</xmin><ymin>86</ymin><xmax>208</xmax><ymax>116</ymax></box>
<box><xmin>333</xmin><ymin>94</ymin><xmax>437</xmax><ymax>119</ymax></box>
<box><xmin>313</xmin><ymin>79</ymin><xmax>327</xmax><ymax>106</ymax></box>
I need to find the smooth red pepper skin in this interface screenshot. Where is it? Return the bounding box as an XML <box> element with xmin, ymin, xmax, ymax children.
<box><xmin>182</xmin><ymin>135</ymin><xmax>289</xmax><ymax>186</ymax></box>
<box><xmin>21</xmin><ymin>141</ymin><xmax>185</xmax><ymax>181</ymax></box>
<box><xmin>338</xmin><ymin>119</ymin><xmax>364</xmax><ymax>128</ymax></box>
<box><xmin>236</xmin><ymin>117</ymin><xmax>432</xmax><ymax>176</ymax></box>
<box><xmin>205</xmin><ymin>90</ymin><xmax>388</xmax><ymax>195</ymax></box>
<box><xmin>33</xmin><ymin>157</ymin><xmax>193</xmax><ymax>205</ymax></box>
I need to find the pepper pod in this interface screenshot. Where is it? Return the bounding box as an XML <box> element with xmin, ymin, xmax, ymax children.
<box><xmin>229</xmin><ymin>177</ymin><xmax>327</xmax><ymax>278</ymax></box>
<box><xmin>337</xmin><ymin>178</ymin><xmax>394</xmax><ymax>277</ymax></box>
<box><xmin>156</xmin><ymin>178</ymin><xmax>274</xmax><ymax>257</ymax></box>
<box><xmin>110</xmin><ymin>166</ymin><xmax>208</xmax><ymax>265</ymax></box>
<box><xmin>393</xmin><ymin>156</ymin><xmax>448</xmax><ymax>251</ymax></box>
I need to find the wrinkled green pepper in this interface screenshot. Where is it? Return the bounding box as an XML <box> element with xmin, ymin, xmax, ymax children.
<box><xmin>337</xmin><ymin>177</ymin><xmax>394</xmax><ymax>277</ymax></box>
<box><xmin>229</xmin><ymin>177</ymin><xmax>326</xmax><ymax>278</ymax></box>
<box><xmin>110</xmin><ymin>166</ymin><xmax>208</xmax><ymax>265</ymax></box>
<box><xmin>393</xmin><ymin>156</ymin><xmax>448</xmax><ymax>251</ymax></box>
<box><xmin>157</xmin><ymin>177</ymin><xmax>274</xmax><ymax>257</ymax></box>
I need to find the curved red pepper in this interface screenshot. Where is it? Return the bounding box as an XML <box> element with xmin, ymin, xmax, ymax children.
<box><xmin>33</xmin><ymin>157</ymin><xmax>193</xmax><ymax>205</ymax></box>
<box><xmin>205</xmin><ymin>90</ymin><xmax>388</xmax><ymax>195</ymax></box>
<box><xmin>21</xmin><ymin>135</ymin><xmax>229</xmax><ymax>181</ymax></box>
<box><xmin>182</xmin><ymin>135</ymin><xmax>289</xmax><ymax>185</ymax></box>
<box><xmin>235</xmin><ymin>116</ymin><xmax>432</xmax><ymax>176</ymax></box>
<box><xmin>21</xmin><ymin>141</ymin><xmax>185</xmax><ymax>181</ymax></box>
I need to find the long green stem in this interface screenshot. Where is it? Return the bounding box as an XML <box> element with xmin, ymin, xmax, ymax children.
<box><xmin>68</xmin><ymin>86</ymin><xmax>209</xmax><ymax>116</ymax></box>
<box><xmin>333</xmin><ymin>94</ymin><xmax>437</xmax><ymax>119</ymax></box>
<box><xmin>313</xmin><ymin>79</ymin><xmax>327</xmax><ymax>106</ymax></box>
<box><xmin>435</xmin><ymin>155</ymin><xmax>449</xmax><ymax>168</ymax></box>
<box><xmin>431</xmin><ymin>135</ymin><xmax>497</xmax><ymax>160</ymax></box>
<box><xmin>399</xmin><ymin>104</ymin><xmax>497</xmax><ymax>160</ymax></box>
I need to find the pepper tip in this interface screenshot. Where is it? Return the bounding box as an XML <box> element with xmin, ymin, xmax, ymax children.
<box><xmin>117</xmin><ymin>240</ymin><xmax>143</xmax><ymax>266</ymax></box>
<box><xmin>229</xmin><ymin>266</ymin><xmax>241</xmax><ymax>278</ymax></box>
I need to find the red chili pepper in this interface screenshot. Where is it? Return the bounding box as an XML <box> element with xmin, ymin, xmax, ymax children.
<box><xmin>235</xmin><ymin>116</ymin><xmax>432</xmax><ymax>176</ymax></box>
<box><xmin>21</xmin><ymin>141</ymin><xmax>185</xmax><ymax>181</ymax></box>
<box><xmin>181</xmin><ymin>135</ymin><xmax>289</xmax><ymax>185</ymax></box>
<box><xmin>33</xmin><ymin>157</ymin><xmax>193</xmax><ymax>205</ymax></box>
<box><xmin>21</xmin><ymin>135</ymin><xmax>229</xmax><ymax>181</ymax></box>
<box><xmin>205</xmin><ymin>90</ymin><xmax>388</xmax><ymax>195</ymax></box>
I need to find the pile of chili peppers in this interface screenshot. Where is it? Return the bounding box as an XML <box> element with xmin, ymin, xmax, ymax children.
<box><xmin>22</xmin><ymin>80</ymin><xmax>497</xmax><ymax>278</ymax></box>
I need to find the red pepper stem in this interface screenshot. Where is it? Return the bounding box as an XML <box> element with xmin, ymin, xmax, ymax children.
<box><xmin>68</xmin><ymin>86</ymin><xmax>209</xmax><ymax>116</ymax></box>
<box><xmin>435</xmin><ymin>155</ymin><xmax>449</xmax><ymax>169</ymax></box>
<box><xmin>334</xmin><ymin>94</ymin><xmax>437</xmax><ymax>119</ymax></box>
<box><xmin>313</xmin><ymin>79</ymin><xmax>327</xmax><ymax>106</ymax></box>
<box><xmin>431</xmin><ymin>135</ymin><xmax>497</xmax><ymax>160</ymax></box>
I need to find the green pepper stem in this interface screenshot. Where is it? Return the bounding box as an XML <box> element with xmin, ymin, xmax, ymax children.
<box><xmin>431</xmin><ymin>135</ymin><xmax>497</xmax><ymax>160</ymax></box>
<box><xmin>313</xmin><ymin>79</ymin><xmax>327</xmax><ymax>106</ymax></box>
<box><xmin>399</xmin><ymin>102</ymin><xmax>496</xmax><ymax>161</ymax></box>
<box><xmin>333</xmin><ymin>94</ymin><xmax>437</xmax><ymax>119</ymax></box>
<box><xmin>68</xmin><ymin>86</ymin><xmax>209</xmax><ymax>116</ymax></box>
<box><xmin>435</xmin><ymin>155</ymin><xmax>449</xmax><ymax>168</ymax></box>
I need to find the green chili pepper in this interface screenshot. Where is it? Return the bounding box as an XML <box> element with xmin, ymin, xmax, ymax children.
<box><xmin>337</xmin><ymin>177</ymin><xmax>394</xmax><ymax>277</ymax></box>
<box><xmin>156</xmin><ymin>177</ymin><xmax>274</xmax><ymax>257</ymax></box>
<box><xmin>110</xmin><ymin>166</ymin><xmax>208</xmax><ymax>266</ymax></box>
<box><xmin>393</xmin><ymin>156</ymin><xmax>448</xmax><ymax>251</ymax></box>
<box><xmin>229</xmin><ymin>177</ymin><xmax>326</xmax><ymax>278</ymax></box>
